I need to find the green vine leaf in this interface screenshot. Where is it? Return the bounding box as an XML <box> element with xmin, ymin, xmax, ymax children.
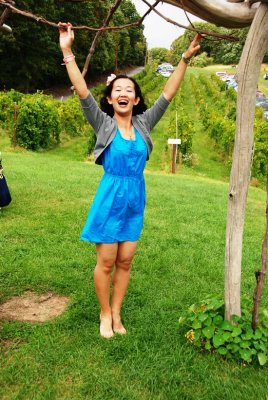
<box><xmin>217</xmin><ymin>347</ymin><xmax>228</xmax><ymax>355</ymax></box>
<box><xmin>239</xmin><ymin>349</ymin><xmax>252</xmax><ymax>362</ymax></box>
<box><xmin>220</xmin><ymin>320</ymin><xmax>233</xmax><ymax>331</ymax></box>
<box><xmin>240</xmin><ymin>341</ymin><xmax>250</xmax><ymax>349</ymax></box>
<box><xmin>202</xmin><ymin>326</ymin><xmax>215</xmax><ymax>339</ymax></box>
<box><xmin>198</xmin><ymin>313</ymin><xmax>208</xmax><ymax>322</ymax></box>
<box><xmin>231</xmin><ymin>326</ymin><xmax>242</xmax><ymax>337</ymax></box>
<box><xmin>254</xmin><ymin>329</ymin><xmax>262</xmax><ymax>340</ymax></box>
<box><xmin>257</xmin><ymin>353</ymin><xmax>268</xmax><ymax>366</ymax></box>
<box><xmin>192</xmin><ymin>319</ymin><xmax>202</xmax><ymax>329</ymax></box>
<box><xmin>213</xmin><ymin>334</ymin><xmax>225</xmax><ymax>348</ymax></box>
<box><xmin>213</xmin><ymin>315</ymin><xmax>223</xmax><ymax>326</ymax></box>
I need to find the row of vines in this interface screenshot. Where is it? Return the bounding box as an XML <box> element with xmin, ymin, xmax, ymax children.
<box><xmin>189</xmin><ymin>72</ymin><xmax>268</xmax><ymax>179</ymax></box>
<box><xmin>136</xmin><ymin>66</ymin><xmax>195</xmax><ymax>168</ymax></box>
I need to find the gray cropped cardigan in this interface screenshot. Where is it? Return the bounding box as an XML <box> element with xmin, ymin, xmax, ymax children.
<box><xmin>79</xmin><ymin>91</ymin><xmax>170</xmax><ymax>165</ymax></box>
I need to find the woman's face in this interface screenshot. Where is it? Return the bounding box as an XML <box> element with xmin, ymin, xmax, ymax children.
<box><xmin>107</xmin><ymin>78</ymin><xmax>140</xmax><ymax>116</ymax></box>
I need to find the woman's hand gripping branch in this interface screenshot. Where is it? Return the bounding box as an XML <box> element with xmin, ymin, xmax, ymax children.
<box><xmin>58</xmin><ymin>22</ymin><xmax>89</xmax><ymax>99</ymax></box>
<box><xmin>163</xmin><ymin>33</ymin><xmax>203</xmax><ymax>102</ymax></box>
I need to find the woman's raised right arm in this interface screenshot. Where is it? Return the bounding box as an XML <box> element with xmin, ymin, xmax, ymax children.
<box><xmin>58</xmin><ymin>22</ymin><xmax>89</xmax><ymax>99</ymax></box>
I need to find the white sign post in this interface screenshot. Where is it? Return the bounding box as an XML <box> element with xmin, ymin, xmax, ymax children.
<box><xmin>168</xmin><ymin>111</ymin><xmax>181</xmax><ymax>173</ymax></box>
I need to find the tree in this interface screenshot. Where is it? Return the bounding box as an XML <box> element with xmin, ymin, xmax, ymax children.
<box><xmin>148</xmin><ymin>47</ymin><xmax>171</xmax><ymax>66</ymax></box>
<box><xmin>0</xmin><ymin>0</ymin><xmax>146</xmax><ymax>91</ymax></box>
<box><xmin>0</xmin><ymin>0</ymin><xmax>62</xmax><ymax>91</ymax></box>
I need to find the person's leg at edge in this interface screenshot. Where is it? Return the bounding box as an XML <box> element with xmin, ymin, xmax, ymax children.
<box><xmin>111</xmin><ymin>241</ymin><xmax>138</xmax><ymax>334</ymax></box>
<box><xmin>95</xmin><ymin>243</ymin><xmax>118</xmax><ymax>338</ymax></box>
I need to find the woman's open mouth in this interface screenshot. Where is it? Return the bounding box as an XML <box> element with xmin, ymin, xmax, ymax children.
<box><xmin>118</xmin><ymin>99</ymin><xmax>129</xmax><ymax>106</ymax></box>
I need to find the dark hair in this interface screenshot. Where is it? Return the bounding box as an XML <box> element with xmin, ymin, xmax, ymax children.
<box><xmin>100</xmin><ymin>74</ymin><xmax>147</xmax><ymax>117</ymax></box>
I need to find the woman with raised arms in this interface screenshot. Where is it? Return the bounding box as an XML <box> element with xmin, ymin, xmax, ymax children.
<box><xmin>58</xmin><ymin>22</ymin><xmax>202</xmax><ymax>338</ymax></box>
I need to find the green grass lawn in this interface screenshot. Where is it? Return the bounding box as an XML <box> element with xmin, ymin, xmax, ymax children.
<box><xmin>1</xmin><ymin>139</ymin><xmax>268</xmax><ymax>399</ymax></box>
<box><xmin>1</xmin><ymin>66</ymin><xmax>268</xmax><ymax>399</ymax></box>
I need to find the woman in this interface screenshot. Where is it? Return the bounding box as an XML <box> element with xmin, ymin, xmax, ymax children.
<box><xmin>59</xmin><ymin>22</ymin><xmax>202</xmax><ymax>338</ymax></box>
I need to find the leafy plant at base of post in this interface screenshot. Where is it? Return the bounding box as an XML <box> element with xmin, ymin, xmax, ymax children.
<box><xmin>179</xmin><ymin>295</ymin><xmax>268</xmax><ymax>366</ymax></box>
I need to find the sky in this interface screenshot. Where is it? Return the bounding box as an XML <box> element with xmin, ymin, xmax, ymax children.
<box><xmin>131</xmin><ymin>0</ymin><xmax>203</xmax><ymax>49</ymax></box>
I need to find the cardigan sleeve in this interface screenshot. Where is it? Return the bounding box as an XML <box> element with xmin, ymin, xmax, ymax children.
<box><xmin>142</xmin><ymin>94</ymin><xmax>170</xmax><ymax>132</ymax></box>
<box><xmin>79</xmin><ymin>92</ymin><xmax>105</xmax><ymax>134</ymax></box>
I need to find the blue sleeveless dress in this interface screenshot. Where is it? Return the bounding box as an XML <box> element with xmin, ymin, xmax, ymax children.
<box><xmin>81</xmin><ymin>128</ymin><xmax>147</xmax><ymax>243</ymax></box>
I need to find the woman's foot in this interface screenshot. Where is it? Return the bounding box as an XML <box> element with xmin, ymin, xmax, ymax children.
<box><xmin>100</xmin><ymin>313</ymin><xmax>114</xmax><ymax>339</ymax></box>
<box><xmin>112</xmin><ymin>312</ymin><xmax>127</xmax><ymax>335</ymax></box>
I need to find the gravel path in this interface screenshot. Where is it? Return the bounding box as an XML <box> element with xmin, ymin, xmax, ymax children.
<box><xmin>45</xmin><ymin>66</ymin><xmax>144</xmax><ymax>101</ymax></box>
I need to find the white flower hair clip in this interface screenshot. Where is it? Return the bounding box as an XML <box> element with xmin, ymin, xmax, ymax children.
<box><xmin>106</xmin><ymin>73</ymin><xmax>117</xmax><ymax>86</ymax></box>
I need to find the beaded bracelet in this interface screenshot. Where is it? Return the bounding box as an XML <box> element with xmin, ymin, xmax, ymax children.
<box><xmin>62</xmin><ymin>54</ymin><xmax>75</xmax><ymax>65</ymax></box>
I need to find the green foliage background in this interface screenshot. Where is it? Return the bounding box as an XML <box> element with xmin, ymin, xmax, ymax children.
<box><xmin>0</xmin><ymin>0</ymin><xmax>146</xmax><ymax>91</ymax></box>
<box><xmin>0</xmin><ymin>65</ymin><xmax>267</xmax><ymax>179</ymax></box>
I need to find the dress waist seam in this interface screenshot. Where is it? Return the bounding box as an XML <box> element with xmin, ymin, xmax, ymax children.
<box><xmin>104</xmin><ymin>172</ymin><xmax>143</xmax><ymax>181</ymax></box>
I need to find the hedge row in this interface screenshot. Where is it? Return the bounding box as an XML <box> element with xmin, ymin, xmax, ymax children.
<box><xmin>0</xmin><ymin>90</ymin><xmax>96</xmax><ymax>154</ymax></box>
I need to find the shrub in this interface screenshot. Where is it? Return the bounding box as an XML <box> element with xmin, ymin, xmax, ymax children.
<box><xmin>16</xmin><ymin>93</ymin><xmax>60</xmax><ymax>150</ymax></box>
<box><xmin>190</xmin><ymin>52</ymin><xmax>213</xmax><ymax>68</ymax></box>
<box><xmin>58</xmin><ymin>95</ymin><xmax>87</xmax><ymax>137</ymax></box>
<box><xmin>0</xmin><ymin>89</ymin><xmax>23</xmax><ymax>130</ymax></box>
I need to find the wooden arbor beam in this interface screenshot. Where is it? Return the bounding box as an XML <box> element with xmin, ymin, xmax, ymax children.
<box><xmin>162</xmin><ymin>0</ymin><xmax>260</xmax><ymax>28</ymax></box>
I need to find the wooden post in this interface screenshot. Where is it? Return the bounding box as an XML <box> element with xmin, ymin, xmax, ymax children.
<box><xmin>13</xmin><ymin>102</ymin><xmax>17</xmax><ymax>148</ymax></box>
<box><xmin>168</xmin><ymin>138</ymin><xmax>181</xmax><ymax>174</ymax></box>
<box><xmin>224</xmin><ymin>4</ymin><xmax>268</xmax><ymax>320</ymax></box>
<box><xmin>172</xmin><ymin>144</ymin><xmax>177</xmax><ymax>174</ymax></box>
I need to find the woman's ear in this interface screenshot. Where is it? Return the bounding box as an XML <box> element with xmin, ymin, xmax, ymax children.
<box><xmin>106</xmin><ymin>96</ymin><xmax>113</xmax><ymax>105</ymax></box>
<box><xmin>134</xmin><ymin>97</ymin><xmax>140</xmax><ymax>106</ymax></box>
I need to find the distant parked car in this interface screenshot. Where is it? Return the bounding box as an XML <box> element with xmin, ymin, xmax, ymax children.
<box><xmin>219</xmin><ymin>73</ymin><xmax>235</xmax><ymax>82</ymax></box>
<box><xmin>219</xmin><ymin>75</ymin><xmax>230</xmax><ymax>82</ymax></box>
<box><xmin>156</xmin><ymin>63</ymin><xmax>174</xmax><ymax>77</ymax></box>
<box><xmin>224</xmin><ymin>76</ymin><xmax>238</xmax><ymax>90</ymax></box>
<box><xmin>257</xmin><ymin>99</ymin><xmax>268</xmax><ymax>111</ymax></box>
<box><xmin>256</xmin><ymin>95</ymin><xmax>266</xmax><ymax>106</ymax></box>
<box><xmin>215</xmin><ymin>71</ymin><xmax>227</xmax><ymax>77</ymax></box>
<box><xmin>264</xmin><ymin>111</ymin><xmax>268</xmax><ymax>120</ymax></box>
<box><xmin>256</xmin><ymin>90</ymin><xmax>266</xmax><ymax>98</ymax></box>
<box><xmin>160</xmin><ymin>71</ymin><xmax>172</xmax><ymax>77</ymax></box>
<box><xmin>227</xmin><ymin>78</ymin><xmax>238</xmax><ymax>89</ymax></box>
<box><xmin>263</xmin><ymin>72</ymin><xmax>268</xmax><ymax>80</ymax></box>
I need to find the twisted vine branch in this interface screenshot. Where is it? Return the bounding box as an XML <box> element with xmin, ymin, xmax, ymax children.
<box><xmin>0</xmin><ymin>0</ymin><xmax>239</xmax><ymax>39</ymax></box>
<box><xmin>0</xmin><ymin>0</ymin><xmax>239</xmax><ymax>79</ymax></box>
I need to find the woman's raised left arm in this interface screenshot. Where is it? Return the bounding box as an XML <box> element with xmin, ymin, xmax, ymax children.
<box><xmin>163</xmin><ymin>33</ymin><xmax>203</xmax><ymax>102</ymax></box>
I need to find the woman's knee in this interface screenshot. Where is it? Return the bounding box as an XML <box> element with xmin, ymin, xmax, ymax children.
<box><xmin>115</xmin><ymin>241</ymin><xmax>137</xmax><ymax>271</ymax></box>
<box><xmin>95</xmin><ymin>257</ymin><xmax>115</xmax><ymax>274</ymax></box>
<box><xmin>115</xmin><ymin>256</ymin><xmax>132</xmax><ymax>271</ymax></box>
<box><xmin>96</xmin><ymin>243</ymin><xmax>118</xmax><ymax>273</ymax></box>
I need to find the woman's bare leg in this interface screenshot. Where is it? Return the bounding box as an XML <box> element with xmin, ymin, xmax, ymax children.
<box><xmin>111</xmin><ymin>241</ymin><xmax>138</xmax><ymax>334</ymax></box>
<box><xmin>95</xmin><ymin>243</ymin><xmax>118</xmax><ymax>338</ymax></box>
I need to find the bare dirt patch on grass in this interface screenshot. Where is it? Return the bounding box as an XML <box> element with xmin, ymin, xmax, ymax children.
<box><xmin>0</xmin><ymin>291</ymin><xmax>70</xmax><ymax>322</ymax></box>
